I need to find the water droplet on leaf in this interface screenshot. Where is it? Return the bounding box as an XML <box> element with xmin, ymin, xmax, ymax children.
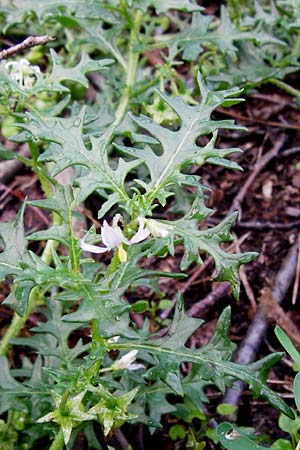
<box><xmin>73</xmin><ymin>118</ymin><xmax>81</xmax><ymax>127</ymax></box>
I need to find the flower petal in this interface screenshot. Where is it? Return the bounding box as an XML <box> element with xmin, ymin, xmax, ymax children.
<box><xmin>101</xmin><ymin>220</ymin><xmax>125</xmax><ymax>248</ymax></box>
<box><xmin>127</xmin><ymin>363</ymin><xmax>145</xmax><ymax>371</ymax></box>
<box><xmin>80</xmin><ymin>240</ymin><xmax>109</xmax><ymax>254</ymax></box>
<box><xmin>129</xmin><ymin>217</ymin><xmax>150</xmax><ymax>244</ymax></box>
<box><xmin>145</xmin><ymin>219</ymin><xmax>170</xmax><ymax>238</ymax></box>
<box><xmin>112</xmin><ymin>350</ymin><xmax>138</xmax><ymax>370</ymax></box>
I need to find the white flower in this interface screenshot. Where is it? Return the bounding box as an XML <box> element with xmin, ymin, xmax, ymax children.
<box><xmin>107</xmin><ymin>335</ymin><xmax>120</xmax><ymax>344</ymax></box>
<box><xmin>80</xmin><ymin>216</ymin><xmax>170</xmax><ymax>261</ymax></box>
<box><xmin>127</xmin><ymin>217</ymin><xmax>151</xmax><ymax>244</ymax></box>
<box><xmin>5</xmin><ymin>58</ymin><xmax>40</xmax><ymax>88</ymax></box>
<box><xmin>111</xmin><ymin>350</ymin><xmax>145</xmax><ymax>371</ymax></box>
<box><xmin>80</xmin><ymin>215</ymin><xmax>150</xmax><ymax>255</ymax></box>
<box><xmin>144</xmin><ymin>218</ymin><xmax>170</xmax><ymax>238</ymax></box>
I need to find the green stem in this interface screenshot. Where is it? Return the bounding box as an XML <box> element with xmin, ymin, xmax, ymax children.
<box><xmin>291</xmin><ymin>31</ymin><xmax>300</xmax><ymax>59</ymax></box>
<box><xmin>108</xmin><ymin>8</ymin><xmax>143</xmax><ymax>136</ymax></box>
<box><xmin>132</xmin><ymin>76</ymin><xmax>160</xmax><ymax>97</ymax></box>
<box><xmin>49</xmin><ymin>429</ymin><xmax>64</xmax><ymax>450</ymax></box>
<box><xmin>269</xmin><ymin>77</ymin><xmax>300</xmax><ymax>103</ymax></box>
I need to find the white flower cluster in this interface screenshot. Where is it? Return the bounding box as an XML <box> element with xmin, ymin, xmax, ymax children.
<box><xmin>80</xmin><ymin>215</ymin><xmax>170</xmax><ymax>261</ymax></box>
<box><xmin>5</xmin><ymin>58</ymin><xmax>40</xmax><ymax>89</ymax></box>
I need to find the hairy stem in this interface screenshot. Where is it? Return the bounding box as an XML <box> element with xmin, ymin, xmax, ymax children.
<box><xmin>49</xmin><ymin>429</ymin><xmax>64</xmax><ymax>450</ymax></box>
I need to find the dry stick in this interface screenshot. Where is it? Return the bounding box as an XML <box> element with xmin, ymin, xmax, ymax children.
<box><xmin>0</xmin><ymin>35</ymin><xmax>55</xmax><ymax>60</ymax></box>
<box><xmin>228</xmin><ymin>134</ymin><xmax>286</xmax><ymax>216</ymax></box>
<box><xmin>0</xmin><ymin>146</ymin><xmax>30</xmax><ymax>184</ymax></box>
<box><xmin>222</xmin><ymin>242</ymin><xmax>299</xmax><ymax>419</ymax></box>
<box><xmin>187</xmin><ymin>282</ymin><xmax>231</xmax><ymax>317</ymax></box>
<box><xmin>236</xmin><ymin>220</ymin><xmax>300</xmax><ymax>231</ymax></box>
<box><xmin>281</xmin><ymin>146</ymin><xmax>300</xmax><ymax>157</ymax></box>
<box><xmin>217</xmin><ymin>107</ymin><xmax>300</xmax><ymax>131</ymax></box>
<box><xmin>234</xmin><ymin>233</ymin><xmax>256</xmax><ymax>312</ymax></box>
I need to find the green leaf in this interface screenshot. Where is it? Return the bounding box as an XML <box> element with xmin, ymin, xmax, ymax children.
<box><xmin>74</xmin><ymin>22</ymin><xmax>126</xmax><ymax>69</ymax></box>
<box><xmin>294</xmin><ymin>372</ymin><xmax>300</xmax><ymax>414</ymax></box>
<box><xmin>169</xmin><ymin>424</ymin><xmax>186</xmax><ymax>440</ymax></box>
<box><xmin>171</xmin><ymin>6</ymin><xmax>284</xmax><ymax>62</ymax></box>
<box><xmin>145</xmin><ymin>383</ymin><xmax>177</xmax><ymax>426</ymax></box>
<box><xmin>158</xmin><ymin>299</ymin><xmax>174</xmax><ymax>310</ymax></box>
<box><xmin>45</xmin><ymin>50</ymin><xmax>113</xmax><ymax>91</ymax></box>
<box><xmin>132</xmin><ymin>300</ymin><xmax>149</xmax><ymax>313</ymax></box>
<box><xmin>121</xmin><ymin>73</ymin><xmax>244</xmax><ymax>208</ymax></box>
<box><xmin>270</xmin><ymin>439</ymin><xmax>293</xmax><ymax>450</ymax></box>
<box><xmin>275</xmin><ymin>326</ymin><xmax>300</xmax><ymax>368</ymax></box>
<box><xmin>20</xmin><ymin>109</ymin><xmax>135</xmax><ymax>206</ymax></box>
<box><xmin>0</xmin><ymin>356</ymin><xmax>45</xmax><ymax>415</ymax></box>
<box><xmin>217</xmin><ymin>422</ymin><xmax>269</xmax><ymax>450</ymax></box>
<box><xmin>0</xmin><ymin>143</ymin><xmax>16</xmax><ymax>160</ymax></box>
<box><xmin>148</xmin><ymin>202</ymin><xmax>257</xmax><ymax>298</ymax></box>
<box><xmin>278</xmin><ymin>413</ymin><xmax>300</xmax><ymax>435</ymax></box>
<box><xmin>1</xmin><ymin>0</ymin><xmax>117</xmax><ymax>29</ymax></box>
<box><xmin>12</xmin><ymin>301</ymin><xmax>88</xmax><ymax>363</ymax></box>
<box><xmin>0</xmin><ymin>203</ymin><xmax>29</xmax><ymax>279</ymax></box>
<box><xmin>117</xmin><ymin>297</ymin><xmax>293</xmax><ymax>417</ymax></box>
<box><xmin>131</xmin><ymin>0</ymin><xmax>202</xmax><ymax>14</ymax></box>
<box><xmin>171</xmin><ymin>211</ymin><xmax>257</xmax><ymax>298</ymax></box>
<box><xmin>217</xmin><ymin>403</ymin><xmax>238</xmax><ymax>416</ymax></box>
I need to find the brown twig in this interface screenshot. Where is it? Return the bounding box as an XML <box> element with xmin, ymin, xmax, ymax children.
<box><xmin>281</xmin><ymin>146</ymin><xmax>300</xmax><ymax>157</ymax></box>
<box><xmin>233</xmin><ymin>234</ymin><xmax>256</xmax><ymax>312</ymax></box>
<box><xmin>0</xmin><ymin>35</ymin><xmax>55</xmax><ymax>60</ymax></box>
<box><xmin>187</xmin><ymin>282</ymin><xmax>231</xmax><ymax>317</ymax></box>
<box><xmin>217</xmin><ymin>107</ymin><xmax>300</xmax><ymax>130</ymax></box>
<box><xmin>222</xmin><ymin>242</ymin><xmax>299</xmax><ymax>420</ymax></box>
<box><xmin>235</xmin><ymin>220</ymin><xmax>300</xmax><ymax>230</ymax></box>
<box><xmin>228</xmin><ymin>134</ymin><xmax>286</xmax><ymax>217</ymax></box>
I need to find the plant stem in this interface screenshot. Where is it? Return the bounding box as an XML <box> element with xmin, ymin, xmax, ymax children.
<box><xmin>269</xmin><ymin>77</ymin><xmax>300</xmax><ymax>104</ymax></box>
<box><xmin>292</xmin><ymin>31</ymin><xmax>300</xmax><ymax>59</ymax></box>
<box><xmin>109</xmin><ymin>8</ymin><xmax>143</xmax><ymax>133</ymax></box>
<box><xmin>49</xmin><ymin>429</ymin><xmax>64</xmax><ymax>450</ymax></box>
